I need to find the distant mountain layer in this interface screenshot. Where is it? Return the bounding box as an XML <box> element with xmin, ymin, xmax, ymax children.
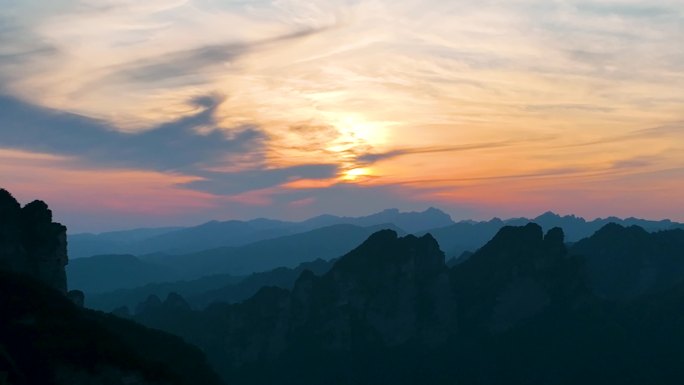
<box><xmin>68</xmin><ymin>223</ymin><xmax>404</xmax><ymax>294</ymax></box>
<box><xmin>69</xmin><ymin>209</ymin><xmax>683</xmax><ymax>263</ymax></box>
<box><xmin>67</xmin><ymin>254</ymin><xmax>181</xmax><ymax>294</ymax></box>
<box><xmin>68</xmin><ymin>207</ymin><xmax>453</xmax><ymax>259</ymax></box>
<box><xmin>75</xmin><ymin>210</ymin><xmax>684</xmax><ymax>302</ymax></box>
<box><xmin>133</xmin><ymin>224</ymin><xmax>684</xmax><ymax>385</ymax></box>
<box><xmin>87</xmin><ymin>258</ymin><xmax>335</xmax><ymax>312</ymax></box>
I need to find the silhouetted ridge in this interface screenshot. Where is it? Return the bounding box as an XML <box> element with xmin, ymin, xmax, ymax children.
<box><xmin>590</xmin><ymin>222</ymin><xmax>649</xmax><ymax>239</ymax></box>
<box><xmin>330</xmin><ymin>230</ymin><xmax>445</xmax><ymax>284</ymax></box>
<box><xmin>571</xmin><ymin>223</ymin><xmax>684</xmax><ymax>300</ymax></box>
<box><xmin>470</xmin><ymin>223</ymin><xmax>566</xmax><ymax>266</ymax></box>
<box><xmin>452</xmin><ymin>224</ymin><xmax>584</xmax><ymax>331</ymax></box>
<box><xmin>0</xmin><ymin>271</ymin><xmax>222</xmax><ymax>385</ymax></box>
<box><xmin>0</xmin><ymin>188</ymin><xmax>20</xmax><ymax>214</ymax></box>
<box><xmin>0</xmin><ymin>189</ymin><xmax>68</xmax><ymax>293</ymax></box>
<box><xmin>129</xmin><ymin>222</ymin><xmax>684</xmax><ymax>384</ymax></box>
<box><xmin>0</xmin><ymin>188</ymin><xmax>222</xmax><ymax>385</ymax></box>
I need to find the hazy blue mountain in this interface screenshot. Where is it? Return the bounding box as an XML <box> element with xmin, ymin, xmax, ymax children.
<box><xmin>68</xmin><ymin>226</ymin><xmax>182</xmax><ymax>259</ymax></box>
<box><xmin>69</xmin><ymin>208</ymin><xmax>682</xmax><ymax>262</ymax></box>
<box><xmin>299</xmin><ymin>207</ymin><xmax>454</xmax><ymax>233</ymax></box>
<box><xmin>69</xmin><ymin>223</ymin><xmax>403</xmax><ymax>295</ymax></box>
<box><xmin>67</xmin><ymin>254</ymin><xmax>180</xmax><ymax>294</ymax></box>
<box><xmin>68</xmin><ymin>208</ymin><xmax>452</xmax><ymax>259</ymax></box>
<box><xmin>87</xmin><ymin>259</ymin><xmax>334</xmax><ymax>312</ymax></box>
<box><xmin>131</xmin><ymin>218</ymin><xmax>295</xmax><ymax>255</ymax></box>
<box><xmin>142</xmin><ymin>223</ymin><xmax>406</xmax><ymax>278</ymax></box>
<box><xmin>85</xmin><ymin>272</ymin><xmax>244</xmax><ymax>312</ymax></box>
<box><xmin>189</xmin><ymin>258</ymin><xmax>334</xmax><ymax>308</ymax></box>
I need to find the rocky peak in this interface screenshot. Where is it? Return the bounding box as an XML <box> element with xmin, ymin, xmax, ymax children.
<box><xmin>330</xmin><ymin>230</ymin><xmax>445</xmax><ymax>283</ymax></box>
<box><xmin>0</xmin><ymin>188</ymin><xmax>68</xmax><ymax>293</ymax></box>
<box><xmin>452</xmin><ymin>223</ymin><xmax>575</xmax><ymax>331</ymax></box>
<box><xmin>0</xmin><ymin>188</ymin><xmax>21</xmax><ymax>215</ymax></box>
<box><xmin>543</xmin><ymin>226</ymin><xmax>567</xmax><ymax>255</ymax></box>
<box><xmin>571</xmin><ymin>223</ymin><xmax>684</xmax><ymax>300</ymax></box>
<box><xmin>591</xmin><ymin>222</ymin><xmax>648</xmax><ymax>240</ymax></box>
<box><xmin>456</xmin><ymin>223</ymin><xmax>568</xmax><ymax>278</ymax></box>
<box><xmin>286</xmin><ymin>230</ymin><xmax>450</xmax><ymax>348</ymax></box>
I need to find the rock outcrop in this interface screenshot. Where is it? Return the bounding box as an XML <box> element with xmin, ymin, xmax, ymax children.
<box><xmin>132</xmin><ymin>225</ymin><xmax>597</xmax><ymax>384</ymax></box>
<box><xmin>0</xmin><ymin>188</ymin><xmax>223</xmax><ymax>385</ymax></box>
<box><xmin>124</xmin><ymin>221</ymin><xmax>684</xmax><ymax>385</ymax></box>
<box><xmin>0</xmin><ymin>189</ymin><xmax>68</xmax><ymax>293</ymax></box>
<box><xmin>571</xmin><ymin>223</ymin><xmax>684</xmax><ymax>300</ymax></box>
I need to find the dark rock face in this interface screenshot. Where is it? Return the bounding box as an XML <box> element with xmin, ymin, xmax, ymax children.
<box><xmin>67</xmin><ymin>290</ymin><xmax>85</xmax><ymax>307</ymax></box>
<box><xmin>450</xmin><ymin>223</ymin><xmax>584</xmax><ymax>332</ymax></box>
<box><xmin>132</xmin><ymin>225</ymin><xmax>607</xmax><ymax>384</ymax></box>
<box><xmin>0</xmin><ymin>188</ymin><xmax>222</xmax><ymax>385</ymax></box>
<box><xmin>287</xmin><ymin>231</ymin><xmax>451</xmax><ymax>350</ymax></box>
<box><xmin>130</xmin><ymin>222</ymin><xmax>684</xmax><ymax>385</ymax></box>
<box><xmin>0</xmin><ymin>189</ymin><xmax>68</xmax><ymax>293</ymax></box>
<box><xmin>0</xmin><ymin>271</ymin><xmax>222</xmax><ymax>385</ymax></box>
<box><xmin>571</xmin><ymin>223</ymin><xmax>684</xmax><ymax>300</ymax></box>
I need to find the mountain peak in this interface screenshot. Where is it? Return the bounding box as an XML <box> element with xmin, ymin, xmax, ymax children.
<box><xmin>536</xmin><ymin>211</ymin><xmax>561</xmax><ymax>219</ymax></box>
<box><xmin>331</xmin><ymin>230</ymin><xmax>445</xmax><ymax>280</ymax></box>
<box><xmin>365</xmin><ymin>228</ymin><xmax>400</xmax><ymax>243</ymax></box>
<box><xmin>0</xmin><ymin>188</ymin><xmax>20</xmax><ymax>213</ymax></box>
<box><xmin>0</xmin><ymin>189</ymin><xmax>67</xmax><ymax>293</ymax></box>
<box><xmin>590</xmin><ymin>222</ymin><xmax>650</xmax><ymax>240</ymax></box>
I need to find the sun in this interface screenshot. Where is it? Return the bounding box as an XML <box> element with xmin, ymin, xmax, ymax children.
<box><xmin>323</xmin><ymin>113</ymin><xmax>391</xmax><ymax>153</ymax></box>
<box><xmin>342</xmin><ymin>167</ymin><xmax>372</xmax><ymax>181</ymax></box>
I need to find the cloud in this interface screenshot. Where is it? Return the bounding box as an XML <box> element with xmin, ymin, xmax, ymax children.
<box><xmin>555</xmin><ymin>121</ymin><xmax>684</xmax><ymax>149</ymax></box>
<box><xmin>0</xmin><ymin>94</ymin><xmax>264</xmax><ymax>172</ymax></box>
<box><xmin>355</xmin><ymin>141</ymin><xmax>521</xmax><ymax>165</ymax></box>
<box><xmin>185</xmin><ymin>164</ymin><xmax>339</xmax><ymax>195</ymax></box>
<box><xmin>101</xmin><ymin>25</ymin><xmax>335</xmax><ymax>87</ymax></box>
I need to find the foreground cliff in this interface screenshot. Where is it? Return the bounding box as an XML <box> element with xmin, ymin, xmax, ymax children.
<box><xmin>0</xmin><ymin>189</ymin><xmax>68</xmax><ymax>293</ymax></box>
<box><xmin>0</xmin><ymin>188</ymin><xmax>222</xmax><ymax>385</ymax></box>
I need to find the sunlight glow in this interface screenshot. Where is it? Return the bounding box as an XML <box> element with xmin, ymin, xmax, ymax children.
<box><xmin>343</xmin><ymin>167</ymin><xmax>373</xmax><ymax>181</ymax></box>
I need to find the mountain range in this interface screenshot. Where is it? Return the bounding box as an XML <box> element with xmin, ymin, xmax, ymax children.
<box><xmin>68</xmin><ymin>209</ymin><xmax>684</xmax><ymax>296</ymax></box>
<box><xmin>68</xmin><ymin>223</ymin><xmax>404</xmax><ymax>293</ymax></box>
<box><xmin>68</xmin><ymin>208</ymin><xmax>452</xmax><ymax>259</ymax></box>
<box><xmin>132</xmin><ymin>223</ymin><xmax>684</xmax><ymax>384</ymax></box>
<box><xmin>6</xmin><ymin>186</ymin><xmax>684</xmax><ymax>384</ymax></box>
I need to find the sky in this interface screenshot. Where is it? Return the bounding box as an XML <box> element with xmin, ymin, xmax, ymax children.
<box><xmin>1</xmin><ymin>0</ymin><xmax>683</xmax><ymax>232</ymax></box>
